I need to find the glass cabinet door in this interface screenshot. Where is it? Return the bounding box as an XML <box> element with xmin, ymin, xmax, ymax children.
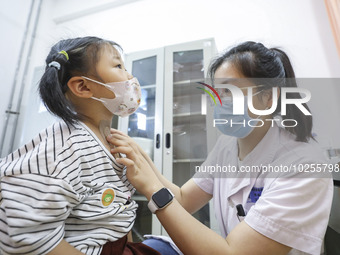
<box><xmin>164</xmin><ymin>39</ymin><xmax>217</xmax><ymax>232</ymax></box>
<box><xmin>122</xmin><ymin>48</ymin><xmax>164</xmax><ymax>240</ymax></box>
<box><xmin>173</xmin><ymin>49</ymin><xmax>210</xmax><ymax>227</ymax></box>
<box><xmin>121</xmin><ymin>39</ymin><xmax>217</xmax><ymax>238</ymax></box>
<box><xmin>127</xmin><ymin>56</ymin><xmax>157</xmax><ymax>158</ymax></box>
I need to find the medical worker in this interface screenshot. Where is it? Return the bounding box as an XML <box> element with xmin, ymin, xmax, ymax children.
<box><xmin>0</xmin><ymin>36</ymin><xmax>160</xmax><ymax>255</ymax></box>
<box><xmin>108</xmin><ymin>41</ymin><xmax>334</xmax><ymax>255</ymax></box>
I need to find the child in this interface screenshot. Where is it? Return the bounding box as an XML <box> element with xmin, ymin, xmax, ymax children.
<box><xmin>0</xmin><ymin>36</ymin><xmax>160</xmax><ymax>255</ymax></box>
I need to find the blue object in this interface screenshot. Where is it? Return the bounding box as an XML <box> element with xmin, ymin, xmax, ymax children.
<box><xmin>143</xmin><ymin>238</ymin><xmax>179</xmax><ymax>255</ymax></box>
<box><xmin>248</xmin><ymin>187</ymin><xmax>263</xmax><ymax>203</ymax></box>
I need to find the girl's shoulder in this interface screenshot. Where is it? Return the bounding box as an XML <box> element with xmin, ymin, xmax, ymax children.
<box><xmin>0</xmin><ymin>121</ymin><xmax>89</xmax><ymax>178</ymax></box>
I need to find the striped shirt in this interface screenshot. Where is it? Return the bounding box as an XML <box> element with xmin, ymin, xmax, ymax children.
<box><xmin>0</xmin><ymin>121</ymin><xmax>137</xmax><ymax>255</ymax></box>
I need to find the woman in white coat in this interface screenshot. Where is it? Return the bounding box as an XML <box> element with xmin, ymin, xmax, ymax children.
<box><xmin>108</xmin><ymin>41</ymin><xmax>333</xmax><ymax>255</ymax></box>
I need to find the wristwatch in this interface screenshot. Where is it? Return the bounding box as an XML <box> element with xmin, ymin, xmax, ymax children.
<box><xmin>148</xmin><ymin>188</ymin><xmax>174</xmax><ymax>214</ymax></box>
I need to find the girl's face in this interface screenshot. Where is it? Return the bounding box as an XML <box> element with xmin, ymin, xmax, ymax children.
<box><xmin>88</xmin><ymin>45</ymin><xmax>133</xmax><ymax>99</ymax></box>
<box><xmin>96</xmin><ymin>45</ymin><xmax>133</xmax><ymax>83</ymax></box>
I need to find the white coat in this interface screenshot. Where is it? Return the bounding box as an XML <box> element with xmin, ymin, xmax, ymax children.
<box><xmin>194</xmin><ymin>123</ymin><xmax>333</xmax><ymax>255</ymax></box>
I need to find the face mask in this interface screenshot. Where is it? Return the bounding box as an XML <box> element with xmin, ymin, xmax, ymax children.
<box><xmin>213</xmin><ymin>94</ymin><xmax>264</xmax><ymax>138</ymax></box>
<box><xmin>82</xmin><ymin>76</ymin><xmax>141</xmax><ymax>117</ymax></box>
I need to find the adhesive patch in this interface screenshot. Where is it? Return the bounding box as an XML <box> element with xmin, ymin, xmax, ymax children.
<box><xmin>101</xmin><ymin>188</ymin><xmax>115</xmax><ymax>207</ymax></box>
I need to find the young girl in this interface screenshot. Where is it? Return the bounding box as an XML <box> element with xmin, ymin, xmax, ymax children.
<box><xmin>0</xmin><ymin>36</ymin><xmax>160</xmax><ymax>255</ymax></box>
<box><xmin>108</xmin><ymin>41</ymin><xmax>333</xmax><ymax>255</ymax></box>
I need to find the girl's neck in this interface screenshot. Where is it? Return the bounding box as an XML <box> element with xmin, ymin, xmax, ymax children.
<box><xmin>83</xmin><ymin>117</ymin><xmax>113</xmax><ymax>151</ymax></box>
<box><xmin>237</xmin><ymin>120</ymin><xmax>271</xmax><ymax>161</ymax></box>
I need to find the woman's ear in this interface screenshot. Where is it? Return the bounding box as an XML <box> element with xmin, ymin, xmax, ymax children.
<box><xmin>264</xmin><ymin>87</ymin><xmax>280</xmax><ymax>108</ymax></box>
<box><xmin>67</xmin><ymin>77</ymin><xmax>93</xmax><ymax>98</ymax></box>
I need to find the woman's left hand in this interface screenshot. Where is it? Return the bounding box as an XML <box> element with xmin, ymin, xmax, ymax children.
<box><xmin>106</xmin><ymin>130</ymin><xmax>163</xmax><ymax>199</ymax></box>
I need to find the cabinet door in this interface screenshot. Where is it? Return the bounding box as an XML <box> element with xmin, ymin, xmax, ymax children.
<box><xmin>120</xmin><ymin>48</ymin><xmax>164</xmax><ymax>239</ymax></box>
<box><xmin>163</xmin><ymin>39</ymin><xmax>217</xmax><ymax>233</ymax></box>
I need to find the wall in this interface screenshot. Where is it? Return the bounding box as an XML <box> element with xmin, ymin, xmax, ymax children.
<box><xmin>1</xmin><ymin>0</ymin><xmax>340</xmax><ymax>155</ymax></box>
<box><xmin>0</xmin><ymin>0</ymin><xmax>33</xmax><ymax>125</ymax></box>
<box><xmin>0</xmin><ymin>0</ymin><xmax>33</xmax><ymax>155</ymax></box>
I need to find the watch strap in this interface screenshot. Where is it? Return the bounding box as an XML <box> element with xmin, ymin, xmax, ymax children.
<box><xmin>147</xmin><ymin>199</ymin><xmax>159</xmax><ymax>214</ymax></box>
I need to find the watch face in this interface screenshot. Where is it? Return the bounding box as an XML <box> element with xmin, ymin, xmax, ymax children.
<box><xmin>153</xmin><ymin>188</ymin><xmax>173</xmax><ymax>208</ymax></box>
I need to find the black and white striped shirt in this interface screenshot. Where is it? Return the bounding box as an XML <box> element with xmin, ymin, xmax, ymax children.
<box><xmin>0</xmin><ymin>121</ymin><xmax>137</xmax><ymax>255</ymax></box>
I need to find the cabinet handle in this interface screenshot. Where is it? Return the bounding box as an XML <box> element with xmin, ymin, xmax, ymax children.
<box><xmin>156</xmin><ymin>134</ymin><xmax>160</xmax><ymax>149</ymax></box>
<box><xmin>166</xmin><ymin>133</ymin><xmax>171</xmax><ymax>148</ymax></box>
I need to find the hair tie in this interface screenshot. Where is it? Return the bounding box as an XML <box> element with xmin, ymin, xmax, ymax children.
<box><xmin>48</xmin><ymin>61</ymin><xmax>61</xmax><ymax>70</ymax></box>
<box><xmin>59</xmin><ymin>50</ymin><xmax>69</xmax><ymax>61</ymax></box>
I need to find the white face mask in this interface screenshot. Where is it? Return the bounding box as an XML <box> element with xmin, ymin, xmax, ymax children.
<box><xmin>82</xmin><ymin>76</ymin><xmax>141</xmax><ymax>117</ymax></box>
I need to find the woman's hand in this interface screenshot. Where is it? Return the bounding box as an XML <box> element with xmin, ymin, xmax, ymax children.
<box><xmin>106</xmin><ymin>130</ymin><xmax>163</xmax><ymax>199</ymax></box>
<box><xmin>109</xmin><ymin>129</ymin><xmax>158</xmax><ymax>174</ymax></box>
<box><xmin>47</xmin><ymin>240</ymin><xmax>85</xmax><ymax>255</ymax></box>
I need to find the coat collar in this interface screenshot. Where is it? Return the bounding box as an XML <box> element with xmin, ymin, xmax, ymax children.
<box><xmin>226</xmin><ymin>124</ymin><xmax>281</xmax><ymax>199</ymax></box>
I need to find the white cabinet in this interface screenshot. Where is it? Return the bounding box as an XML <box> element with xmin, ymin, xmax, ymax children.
<box><xmin>119</xmin><ymin>38</ymin><xmax>217</xmax><ymax>240</ymax></box>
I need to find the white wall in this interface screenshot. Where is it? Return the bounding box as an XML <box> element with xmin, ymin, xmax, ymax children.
<box><xmin>0</xmin><ymin>0</ymin><xmax>32</xmax><ymax>117</ymax></box>
<box><xmin>20</xmin><ymin>0</ymin><xmax>340</xmax><ymax>77</ymax></box>
<box><xmin>2</xmin><ymin>0</ymin><xmax>340</xmax><ymax>154</ymax></box>
<box><xmin>0</xmin><ymin>0</ymin><xmax>33</xmax><ymax>154</ymax></box>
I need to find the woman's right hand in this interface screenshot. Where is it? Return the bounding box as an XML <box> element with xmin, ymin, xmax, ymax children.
<box><xmin>109</xmin><ymin>129</ymin><xmax>159</xmax><ymax>173</ymax></box>
<box><xmin>106</xmin><ymin>130</ymin><xmax>164</xmax><ymax>199</ymax></box>
<box><xmin>47</xmin><ymin>240</ymin><xmax>85</xmax><ymax>255</ymax></box>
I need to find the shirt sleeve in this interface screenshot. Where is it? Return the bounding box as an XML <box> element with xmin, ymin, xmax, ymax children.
<box><xmin>0</xmin><ymin>174</ymin><xmax>83</xmax><ymax>255</ymax></box>
<box><xmin>244</xmin><ymin>176</ymin><xmax>333</xmax><ymax>255</ymax></box>
<box><xmin>193</xmin><ymin>135</ymin><xmax>234</xmax><ymax>195</ymax></box>
<box><xmin>192</xmin><ymin>146</ymin><xmax>219</xmax><ymax>195</ymax></box>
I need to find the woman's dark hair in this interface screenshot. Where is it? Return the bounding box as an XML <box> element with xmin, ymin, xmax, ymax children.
<box><xmin>209</xmin><ymin>41</ymin><xmax>313</xmax><ymax>142</ymax></box>
<box><xmin>39</xmin><ymin>36</ymin><xmax>121</xmax><ymax>125</ymax></box>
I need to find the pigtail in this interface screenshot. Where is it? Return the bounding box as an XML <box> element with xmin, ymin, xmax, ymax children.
<box><xmin>39</xmin><ymin>52</ymin><xmax>79</xmax><ymax>125</ymax></box>
<box><xmin>271</xmin><ymin>48</ymin><xmax>313</xmax><ymax>142</ymax></box>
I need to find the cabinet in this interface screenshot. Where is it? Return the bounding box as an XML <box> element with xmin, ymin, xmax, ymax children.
<box><xmin>119</xmin><ymin>38</ymin><xmax>217</xmax><ymax>240</ymax></box>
